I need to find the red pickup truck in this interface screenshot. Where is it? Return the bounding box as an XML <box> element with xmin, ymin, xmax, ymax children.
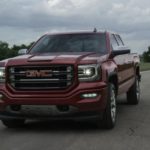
<box><xmin>0</xmin><ymin>31</ymin><xmax>140</xmax><ymax>129</ymax></box>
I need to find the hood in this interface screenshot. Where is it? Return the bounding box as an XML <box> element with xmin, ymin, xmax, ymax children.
<box><xmin>0</xmin><ymin>52</ymin><xmax>108</xmax><ymax>67</ymax></box>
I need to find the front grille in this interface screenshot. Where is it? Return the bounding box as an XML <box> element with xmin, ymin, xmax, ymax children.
<box><xmin>8</xmin><ymin>65</ymin><xmax>74</xmax><ymax>90</ymax></box>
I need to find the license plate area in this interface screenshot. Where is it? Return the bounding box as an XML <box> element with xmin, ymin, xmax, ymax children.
<box><xmin>21</xmin><ymin>105</ymin><xmax>60</xmax><ymax>116</ymax></box>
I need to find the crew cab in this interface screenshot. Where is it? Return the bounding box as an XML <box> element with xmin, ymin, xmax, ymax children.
<box><xmin>0</xmin><ymin>31</ymin><xmax>140</xmax><ymax>129</ymax></box>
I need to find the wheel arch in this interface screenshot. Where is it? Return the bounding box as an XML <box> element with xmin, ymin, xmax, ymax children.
<box><xmin>135</xmin><ymin>65</ymin><xmax>141</xmax><ymax>81</ymax></box>
<box><xmin>108</xmin><ymin>72</ymin><xmax>118</xmax><ymax>95</ymax></box>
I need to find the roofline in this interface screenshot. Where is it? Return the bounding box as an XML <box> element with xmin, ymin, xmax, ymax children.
<box><xmin>44</xmin><ymin>30</ymin><xmax>119</xmax><ymax>36</ymax></box>
<box><xmin>45</xmin><ymin>31</ymin><xmax>105</xmax><ymax>36</ymax></box>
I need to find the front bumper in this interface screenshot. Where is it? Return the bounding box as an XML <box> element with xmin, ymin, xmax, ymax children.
<box><xmin>0</xmin><ymin>105</ymin><xmax>102</xmax><ymax>121</ymax></box>
<box><xmin>0</xmin><ymin>82</ymin><xmax>107</xmax><ymax>120</ymax></box>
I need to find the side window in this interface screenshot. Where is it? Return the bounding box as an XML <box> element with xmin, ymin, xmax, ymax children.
<box><xmin>110</xmin><ymin>34</ymin><xmax>119</xmax><ymax>50</ymax></box>
<box><xmin>115</xmin><ymin>35</ymin><xmax>124</xmax><ymax>46</ymax></box>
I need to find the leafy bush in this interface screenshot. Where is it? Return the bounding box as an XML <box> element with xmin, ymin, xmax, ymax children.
<box><xmin>143</xmin><ymin>46</ymin><xmax>150</xmax><ymax>62</ymax></box>
<box><xmin>0</xmin><ymin>41</ymin><xmax>34</xmax><ymax>60</ymax></box>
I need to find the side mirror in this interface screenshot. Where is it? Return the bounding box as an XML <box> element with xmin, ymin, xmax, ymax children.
<box><xmin>110</xmin><ymin>49</ymin><xmax>130</xmax><ymax>58</ymax></box>
<box><xmin>18</xmin><ymin>49</ymin><xmax>28</xmax><ymax>55</ymax></box>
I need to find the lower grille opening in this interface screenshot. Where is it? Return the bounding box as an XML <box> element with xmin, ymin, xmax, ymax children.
<box><xmin>10</xmin><ymin>105</ymin><xmax>21</xmax><ymax>111</ymax></box>
<box><xmin>56</xmin><ymin>105</ymin><xmax>69</xmax><ymax>112</ymax></box>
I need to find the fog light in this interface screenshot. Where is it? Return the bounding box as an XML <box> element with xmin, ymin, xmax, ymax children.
<box><xmin>0</xmin><ymin>94</ymin><xmax>3</xmax><ymax>98</ymax></box>
<box><xmin>0</xmin><ymin>94</ymin><xmax>4</xmax><ymax>103</ymax></box>
<box><xmin>81</xmin><ymin>93</ymin><xmax>98</xmax><ymax>98</ymax></box>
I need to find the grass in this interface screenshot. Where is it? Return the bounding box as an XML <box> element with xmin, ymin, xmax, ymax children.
<box><xmin>140</xmin><ymin>62</ymin><xmax>150</xmax><ymax>71</ymax></box>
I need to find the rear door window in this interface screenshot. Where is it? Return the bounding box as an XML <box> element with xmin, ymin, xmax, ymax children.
<box><xmin>110</xmin><ymin>34</ymin><xmax>119</xmax><ymax>50</ymax></box>
<box><xmin>115</xmin><ymin>35</ymin><xmax>124</xmax><ymax>46</ymax></box>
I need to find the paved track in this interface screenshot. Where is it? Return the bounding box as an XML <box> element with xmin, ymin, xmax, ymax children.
<box><xmin>0</xmin><ymin>71</ymin><xmax>150</xmax><ymax>150</ymax></box>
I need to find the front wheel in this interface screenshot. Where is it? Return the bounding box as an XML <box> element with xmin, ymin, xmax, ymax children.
<box><xmin>127</xmin><ymin>76</ymin><xmax>140</xmax><ymax>105</ymax></box>
<box><xmin>97</xmin><ymin>83</ymin><xmax>117</xmax><ymax>129</ymax></box>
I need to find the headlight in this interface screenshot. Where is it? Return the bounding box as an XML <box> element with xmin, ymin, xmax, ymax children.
<box><xmin>78</xmin><ymin>64</ymin><xmax>100</xmax><ymax>82</ymax></box>
<box><xmin>0</xmin><ymin>67</ymin><xmax>5</xmax><ymax>83</ymax></box>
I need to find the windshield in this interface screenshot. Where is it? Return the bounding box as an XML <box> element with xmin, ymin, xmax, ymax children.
<box><xmin>29</xmin><ymin>33</ymin><xmax>107</xmax><ymax>54</ymax></box>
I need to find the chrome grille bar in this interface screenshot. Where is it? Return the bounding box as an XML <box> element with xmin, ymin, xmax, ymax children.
<box><xmin>8</xmin><ymin>65</ymin><xmax>74</xmax><ymax>90</ymax></box>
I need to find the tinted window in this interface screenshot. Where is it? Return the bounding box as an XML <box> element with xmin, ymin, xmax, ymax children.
<box><xmin>30</xmin><ymin>33</ymin><xmax>107</xmax><ymax>54</ymax></box>
<box><xmin>115</xmin><ymin>35</ymin><xmax>124</xmax><ymax>46</ymax></box>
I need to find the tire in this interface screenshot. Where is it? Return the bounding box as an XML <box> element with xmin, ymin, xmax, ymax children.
<box><xmin>97</xmin><ymin>83</ymin><xmax>117</xmax><ymax>129</ymax></box>
<box><xmin>127</xmin><ymin>76</ymin><xmax>140</xmax><ymax>105</ymax></box>
<box><xmin>1</xmin><ymin>119</ymin><xmax>25</xmax><ymax>128</ymax></box>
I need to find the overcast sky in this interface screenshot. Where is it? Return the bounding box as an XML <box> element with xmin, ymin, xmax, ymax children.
<box><xmin>0</xmin><ymin>0</ymin><xmax>150</xmax><ymax>54</ymax></box>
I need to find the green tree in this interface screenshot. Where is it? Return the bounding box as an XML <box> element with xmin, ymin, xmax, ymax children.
<box><xmin>11</xmin><ymin>42</ymin><xmax>35</xmax><ymax>56</ymax></box>
<box><xmin>0</xmin><ymin>41</ymin><xmax>35</xmax><ymax>60</ymax></box>
<box><xmin>143</xmin><ymin>46</ymin><xmax>150</xmax><ymax>62</ymax></box>
<box><xmin>0</xmin><ymin>41</ymin><xmax>10</xmax><ymax>60</ymax></box>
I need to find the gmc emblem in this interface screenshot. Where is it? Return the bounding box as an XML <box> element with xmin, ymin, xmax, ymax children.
<box><xmin>26</xmin><ymin>70</ymin><xmax>53</xmax><ymax>77</ymax></box>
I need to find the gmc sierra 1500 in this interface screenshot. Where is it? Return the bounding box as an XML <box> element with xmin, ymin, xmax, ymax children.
<box><xmin>0</xmin><ymin>31</ymin><xmax>140</xmax><ymax>129</ymax></box>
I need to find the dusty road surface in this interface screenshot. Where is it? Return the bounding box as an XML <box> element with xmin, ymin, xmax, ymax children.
<box><xmin>0</xmin><ymin>71</ymin><xmax>150</xmax><ymax>150</ymax></box>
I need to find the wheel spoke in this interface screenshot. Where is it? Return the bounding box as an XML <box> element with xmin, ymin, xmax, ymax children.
<box><xmin>110</xmin><ymin>88</ymin><xmax>116</xmax><ymax>123</ymax></box>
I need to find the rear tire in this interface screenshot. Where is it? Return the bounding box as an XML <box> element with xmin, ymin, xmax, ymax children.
<box><xmin>127</xmin><ymin>76</ymin><xmax>140</xmax><ymax>105</ymax></box>
<box><xmin>1</xmin><ymin>119</ymin><xmax>25</xmax><ymax>128</ymax></box>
